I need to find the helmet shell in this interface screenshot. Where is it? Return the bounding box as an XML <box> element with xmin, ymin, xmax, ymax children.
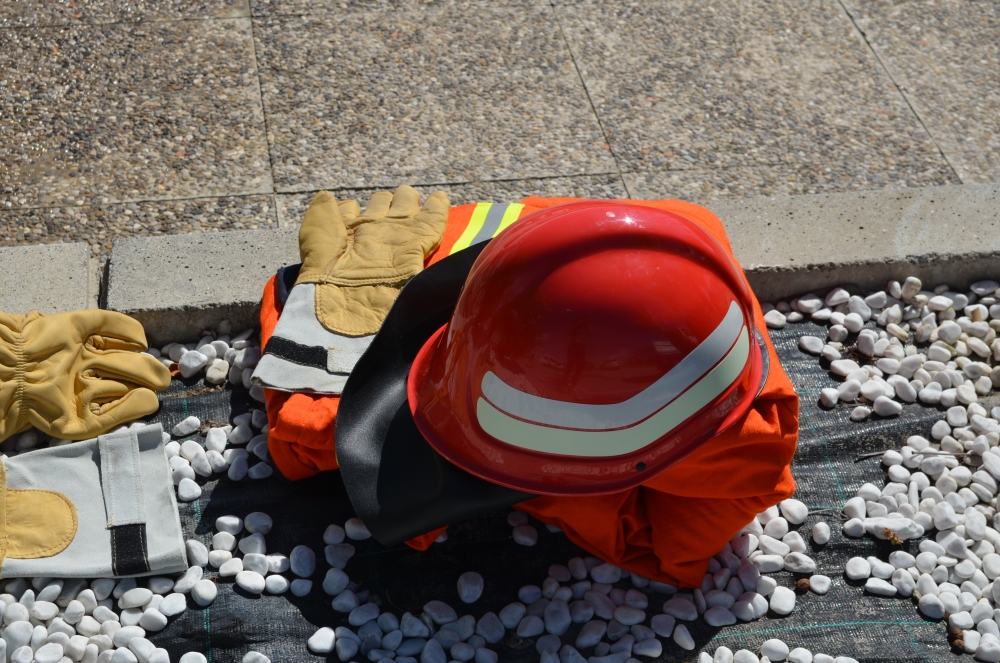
<box><xmin>408</xmin><ymin>201</ymin><xmax>764</xmax><ymax>495</ymax></box>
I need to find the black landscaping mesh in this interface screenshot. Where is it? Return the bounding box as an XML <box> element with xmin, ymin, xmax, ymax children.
<box><xmin>142</xmin><ymin>318</ymin><xmax>966</xmax><ymax>663</ymax></box>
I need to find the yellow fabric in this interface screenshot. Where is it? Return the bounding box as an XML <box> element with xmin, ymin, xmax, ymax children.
<box><xmin>0</xmin><ymin>309</ymin><xmax>171</xmax><ymax>442</ymax></box>
<box><xmin>295</xmin><ymin>186</ymin><xmax>449</xmax><ymax>336</ymax></box>
<box><xmin>0</xmin><ymin>462</ymin><xmax>78</xmax><ymax>566</ymax></box>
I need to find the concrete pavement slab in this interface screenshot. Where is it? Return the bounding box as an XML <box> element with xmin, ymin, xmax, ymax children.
<box><xmin>0</xmin><ymin>242</ymin><xmax>91</xmax><ymax>314</ymax></box>
<box><xmin>105</xmin><ymin>229</ymin><xmax>297</xmax><ymax>345</ymax></box>
<box><xmin>714</xmin><ymin>182</ymin><xmax>1000</xmax><ymax>302</ymax></box>
<box><xmin>559</xmin><ymin>0</ymin><xmax>957</xmax><ymax>193</ymax></box>
<box><xmin>0</xmin><ymin>18</ymin><xmax>271</xmax><ymax>209</ymax></box>
<box><xmin>253</xmin><ymin>5</ymin><xmax>614</xmax><ymax>192</ymax></box>
<box><xmin>275</xmin><ymin>175</ymin><xmax>628</xmax><ymax>228</ymax></box>
<box><xmin>841</xmin><ymin>0</ymin><xmax>1000</xmax><ymax>184</ymax></box>
<box><xmin>0</xmin><ymin>195</ymin><xmax>277</xmax><ymax>261</ymax></box>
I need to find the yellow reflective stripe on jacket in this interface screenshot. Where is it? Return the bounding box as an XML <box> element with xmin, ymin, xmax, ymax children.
<box><xmin>449</xmin><ymin>202</ymin><xmax>525</xmax><ymax>255</ymax></box>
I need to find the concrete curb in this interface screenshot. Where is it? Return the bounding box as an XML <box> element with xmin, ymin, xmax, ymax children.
<box><xmin>0</xmin><ymin>243</ymin><xmax>93</xmax><ymax>314</ymax></box>
<box><xmin>717</xmin><ymin>182</ymin><xmax>1000</xmax><ymax>302</ymax></box>
<box><xmin>4</xmin><ymin>182</ymin><xmax>998</xmax><ymax>341</ymax></box>
<box><xmin>104</xmin><ymin>229</ymin><xmax>298</xmax><ymax>345</ymax></box>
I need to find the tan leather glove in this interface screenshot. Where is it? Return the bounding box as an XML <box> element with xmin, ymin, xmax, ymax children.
<box><xmin>296</xmin><ymin>185</ymin><xmax>450</xmax><ymax>336</ymax></box>
<box><xmin>0</xmin><ymin>310</ymin><xmax>171</xmax><ymax>442</ymax></box>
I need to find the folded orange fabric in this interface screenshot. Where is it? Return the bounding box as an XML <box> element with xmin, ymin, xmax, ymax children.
<box><xmin>260</xmin><ymin>197</ymin><xmax>799</xmax><ymax>574</ymax></box>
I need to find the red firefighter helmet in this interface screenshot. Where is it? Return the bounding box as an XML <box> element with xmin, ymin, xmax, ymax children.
<box><xmin>407</xmin><ymin>201</ymin><xmax>766</xmax><ymax>496</ymax></box>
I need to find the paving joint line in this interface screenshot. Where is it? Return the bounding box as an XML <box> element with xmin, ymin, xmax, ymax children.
<box><xmin>834</xmin><ymin>0</ymin><xmax>963</xmax><ymax>185</ymax></box>
<box><xmin>245</xmin><ymin>10</ymin><xmax>282</xmax><ymax>229</ymax></box>
<box><xmin>547</xmin><ymin>1</ymin><xmax>631</xmax><ymax>198</ymax></box>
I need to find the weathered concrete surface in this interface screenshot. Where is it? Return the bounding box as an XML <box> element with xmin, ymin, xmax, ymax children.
<box><xmin>103</xmin><ymin>182</ymin><xmax>1000</xmax><ymax>343</ymax></box>
<box><xmin>715</xmin><ymin>182</ymin><xmax>1000</xmax><ymax>302</ymax></box>
<box><xmin>0</xmin><ymin>242</ymin><xmax>92</xmax><ymax>314</ymax></box>
<box><xmin>105</xmin><ymin>229</ymin><xmax>298</xmax><ymax>346</ymax></box>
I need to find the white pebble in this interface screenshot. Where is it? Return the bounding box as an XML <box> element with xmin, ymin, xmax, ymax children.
<box><xmin>345</xmin><ymin>518</ymin><xmax>372</xmax><ymax>540</ymax></box>
<box><xmin>810</xmin><ymin>575</ymin><xmax>831</xmax><ymax>595</ymax></box>
<box><xmin>247</xmin><ymin>463</ymin><xmax>272</xmax><ymax>479</ymax></box>
<box><xmin>243</xmin><ymin>653</ymin><xmax>269</xmax><ymax>663</ymax></box>
<box><xmin>812</xmin><ymin>522</ymin><xmax>830</xmax><ymax>544</ymax></box>
<box><xmin>264</xmin><ymin>576</ymin><xmax>288</xmax><ymax>594</ymax></box>
<box><xmin>512</xmin><ymin>525</ymin><xmax>538</xmax><ymax>546</ymax></box>
<box><xmin>769</xmin><ymin>586</ymin><xmax>795</xmax><ymax>615</ymax></box>
<box><xmin>290</xmin><ymin>546</ymin><xmax>316</xmax><ymax>577</ymax></box>
<box><xmin>235</xmin><ymin>572</ymin><xmax>265</xmax><ymax>594</ymax></box>
<box><xmin>307</xmin><ymin>627</ymin><xmax>335</xmax><ymax>654</ymax></box>
<box><xmin>185</xmin><ymin>540</ymin><xmax>209</xmax><ymax>567</ymax></box>
<box><xmin>779</xmin><ymin>499</ymin><xmax>808</xmax><ymax>525</ymax></box>
<box><xmin>673</xmin><ymin>624</ymin><xmax>694</xmax><ymax>650</ymax></box>
<box><xmin>191</xmin><ymin>581</ymin><xmax>217</xmax><ymax>607</ymax></box>
<box><xmin>290</xmin><ymin>580</ymin><xmax>312</xmax><ymax>597</ymax></box>
<box><xmin>177</xmin><ymin>478</ymin><xmax>202</xmax><ymax>502</ymax></box>
<box><xmin>458</xmin><ymin>572</ymin><xmax>484</xmax><ymax>603</ymax></box>
<box><xmin>323</xmin><ymin>524</ymin><xmax>346</xmax><ymax>544</ymax></box>
<box><xmin>799</xmin><ymin>336</ymin><xmax>823</xmax><ymax>354</ymax></box>
<box><xmin>245</xmin><ymin>512</ymin><xmax>273</xmax><ymax>534</ymax></box>
<box><xmin>172</xmin><ymin>416</ymin><xmax>201</xmax><ymax>437</ymax></box>
<box><xmin>216</xmin><ymin>515</ymin><xmax>244</xmax><ymax>535</ymax></box>
<box><xmin>239</xmin><ymin>533</ymin><xmax>266</xmax><ymax>554</ymax></box>
<box><xmin>761</xmin><ymin>639</ymin><xmax>789</xmax><ymax>661</ymax></box>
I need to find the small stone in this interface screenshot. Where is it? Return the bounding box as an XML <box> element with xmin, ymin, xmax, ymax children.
<box><xmin>172</xmin><ymin>416</ymin><xmax>200</xmax><ymax>437</ymax></box>
<box><xmin>191</xmin><ymin>580</ymin><xmax>217</xmax><ymax>607</ymax></box>
<box><xmin>769</xmin><ymin>587</ymin><xmax>795</xmax><ymax>615</ymax></box>
<box><xmin>845</xmin><ymin>557</ymin><xmax>871</xmax><ymax>580</ymax></box>
<box><xmin>290</xmin><ymin>580</ymin><xmax>312</xmax><ymax>597</ymax></box>
<box><xmin>809</xmin><ymin>575</ymin><xmax>831</xmax><ymax>595</ymax></box>
<box><xmin>761</xmin><ymin>640</ymin><xmax>789</xmax><ymax>661</ymax></box>
<box><xmin>235</xmin><ymin>571</ymin><xmax>265</xmax><ymax>594</ymax></box>
<box><xmin>784</xmin><ymin>553</ymin><xmax>817</xmax><ymax>574</ymax></box>
<box><xmin>324</xmin><ymin>524</ymin><xmax>346</xmax><ymax>544</ymax></box>
<box><xmin>325</xmin><ymin>543</ymin><xmax>356</xmax><ymax>568</ymax></box>
<box><xmin>512</xmin><ymin>525</ymin><xmax>538</xmax><ymax>546</ymax></box>
<box><xmin>425</xmin><ymin>600</ymin><xmax>458</xmax><ymax>625</ymax></box>
<box><xmin>247</xmin><ymin>463</ymin><xmax>272</xmax><ymax>479</ymax></box>
<box><xmin>158</xmin><ymin>594</ymin><xmax>186</xmax><ymax>618</ymax></box>
<box><xmin>290</xmin><ymin>546</ymin><xmax>316</xmax><ymax>577</ymax></box>
<box><xmin>185</xmin><ymin>540</ymin><xmax>209</xmax><ymax>567</ymax></box>
<box><xmin>812</xmin><ymin>522</ymin><xmax>830</xmax><ymax>545</ymax></box>
<box><xmin>308</xmin><ymin>627</ymin><xmax>335</xmax><ymax>654</ymax></box>
<box><xmin>873</xmin><ymin>396</ymin><xmax>902</xmax><ymax>417</ymax></box>
<box><xmin>799</xmin><ymin>336</ymin><xmax>823</xmax><ymax>354</ymax></box>
<box><xmin>239</xmin><ymin>533</ymin><xmax>267</xmax><ymax>555</ymax></box>
<box><xmin>349</xmin><ymin>602</ymin><xmax>380</xmax><ymax>627</ymax></box>
<box><xmin>864</xmin><ymin>578</ymin><xmax>896</xmax><ymax>597</ymax></box>
<box><xmin>850</xmin><ymin>406</ymin><xmax>871</xmax><ymax>421</ymax></box>
<box><xmin>672</xmin><ymin>624</ymin><xmax>694</xmax><ymax>650</ymax></box>
<box><xmin>345</xmin><ymin>518</ymin><xmax>372</xmax><ymax>540</ymax></box>
<box><xmin>591</xmin><ymin>563</ymin><xmax>622</xmax><ymax>584</ymax></box>
<box><xmin>242</xmin><ymin>512</ymin><xmax>272</xmax><ymax>534</ymax></box>
<box><xmin>704</xmin><ymin>606</ymin><xmax>736</xmax><ymax>627</ymax></box>
<box><xmin>138</xmin><ymin>608</ymin><xmax>167</xmax><ymax>632</ymax></box>
<box><xmin>457</xmin><ymin>572</ymin><xmax>484</xmax><ymax>603</ymax></box>
<box><xmin>322</xmin><ymin>568</ymin><xmax>350</xmax><ymax>596</ymax></box>
<box><xmin>242</xmin><ymin>653</ymin><xmax>269</xmax><ymax>663</ymax></box>
<box><xmin>177</xmin><ymin>478</ymin><xmax>202</xmax><ymax>502</ymax></box>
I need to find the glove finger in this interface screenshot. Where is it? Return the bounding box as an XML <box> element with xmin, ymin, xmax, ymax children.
<box><xmin>420</xmin><ymin>190</ymin><xmax>450</xmax><ymax>219</ymax></box>
<box><xmin>87</xmin><ymin>350</ymin><xmax>172</xmax><ymax>392</ymax></box>
<box><xmin>68</xmin><ymin>310</ymin><xmax>150</xmax><ymax>349</ymax></box>
<box><xmin>362</xmin><ymin>191</ymin><xmax>394</xmax><ymax>219</ymax></box>
<box><xmin>339</xmin><ymin>199</ymin><xmax>361</xmax><ymax>226</ymax></box>
<box><xmin>89</xmin><ymin>388</ymin><xmax>163</xmax><ymax>427</ymax></box>
<box><xmin>298</xmin><ymin>191</ymin><xmax>349</xmax><ymax>280</ymax></box>
<box><xmin>385</xmin><ymin>185</ymin><xmax>422</xmax><ymax>219</ymax></box>
<box><xmin>80</xmin><ymin>372</ymin><xmax>131</xmax><ymax>406</ymax></box>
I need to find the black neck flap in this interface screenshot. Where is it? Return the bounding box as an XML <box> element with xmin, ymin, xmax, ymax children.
<box><xmin>336</xmin><ymin>242</ymin><xmax>535</xmax><ymax>547</ymax></box>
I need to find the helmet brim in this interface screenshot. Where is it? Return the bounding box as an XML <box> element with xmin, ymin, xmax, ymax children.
<box><xmin>336</xmin><ymin>242</ymin><xmax>534</xmax><ymax>547</ymax></box>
